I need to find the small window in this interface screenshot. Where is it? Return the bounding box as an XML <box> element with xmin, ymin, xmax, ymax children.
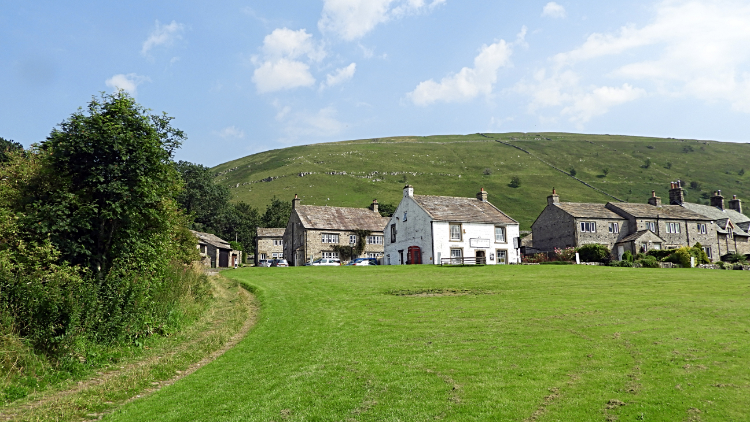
<box><xmin>450</xmin><ymin>223</ymin><xmax>462</xmax><ymax>241</ymax></box>
<box><xmin>390</xmin><ymin>224</ymin><xmax>396</xmax><ymax>243</ymax></box>
<box><xmin>697</xmin><ymin>223</ymin><xmax>707</xmax><ymax>234</ymax></box>
<box><xmin>608</xmin><ymin>222</ymin><xmax>619</xmax><ymax>234</ymax></box>
<box><xmin>495</xmin><ymin>226</ymin><xmax>506</xmax><ymax>243</ymax></box>
<box><xmin>652</xmin><ymin>243</ymin><xmax>661</xmax><ymax>250</ymax></box>
<box><xmin>580</xmin><ymin>221</ymin><xmax>596</xmax><ymax>232</ymax></box>
<box><xmin>322</xmin><ymin>233</ymin><xmax>340</xmax><ymax>243</ymax></box>
<box><xmin>645</xmin><ymin>221</ymin><xmax>656</xmax><ymax>232</ymax></box>
<box><xmin>496</xmin><ymin>250</ymin><xmax>507</xmax><ymax>265</ymax></box>
<box><xmin>259</xmin><ymin>253</ymin><xmax>266</xmax><ymax>260</ymax></box>
<box><xmin>703</xmin><ymin>246</ymin><xmax>712</xmax><ymax>258</ymax></box>
<box><xmin>322</xmin><ymin>251</ymin><xmax>339</xmax><ymax>259</ymax></box>
<box><xmin>403</xmin><ymin>211</ymin><xmax>407</xmax><ymax>222</ymax></box>
<box><xmin>273</xmin><ymin>239</ymin><xmax>283</xmax><ymax>246</ymax></box>
<box><xmin>450</xmin><ymin>248</ymin><xmax>463</xmax><ymax>264</ymax></box>
<box><xmin>349</xmin><ymin>234</ymin><xmax>357</xmax><ymax>244</ymax></box>
<box><xmin>728</xmin><ymin>228</ymin><xmax>733</xmax><ymax>239</ymax></box>
<box><xmin>367</xmin><ymin>235</ymin><xmax>384</xmax><ymax>245</ymax></box>
<box><xmin>666</xmin><ymin>222</ymin><xmax>681</xmax><ymax>234</ymax></box>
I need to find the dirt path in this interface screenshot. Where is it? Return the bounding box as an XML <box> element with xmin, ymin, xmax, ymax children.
<box><xmin>0</xmin><ymin>275</ymin><xmax>258</xmax><ymax>422</ymax></box>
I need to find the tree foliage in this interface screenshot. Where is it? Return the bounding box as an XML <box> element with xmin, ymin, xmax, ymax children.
<box><xmin>175</xmin><ymin>161</ymin><xmax>231</xmax><ymax>231</ymax></box>
<box><xmin>261</xmin><ymin>196</ymin><xmax>292</xmax><ymax>228</ymax></box>
<box><xmin>0</xmin><ymin>137</ymin><xmax>23</xmax><ymax>163</ymax></box>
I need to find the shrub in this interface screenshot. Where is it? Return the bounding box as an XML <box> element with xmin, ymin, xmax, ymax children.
<box><xmin>609</xmin><ymin>260</ymin><xmax>632</xmax><ymax>267</ymax></box>
<box><xmin>622</xmin><ymin>250</ymin><xmax>634</xmax><ymax>263</ymax></box>
<box><xmin>553</xmin><ymin>247</ymin><xmax>577</xmax><ymax>262</ymax></box>
<box><xmin>722</xmin><ymin>253</ymin><xmax>747</xmax><ymax>264</ymax></box>
<box><xmin>569</xmin><ymin>168</ymin><xmax>577</xmax><ymax>177</ymax></box>
<box><xmin>647</xmin><ymin>249</ymin><xmax>675</xmax><ymax>260</ymax></box>
<box><xmin>637</xmin><ymin>255</ymin><xmax>659</xmax><ymax>268</ymax></box>
<box><xmin>540</xmin><ymin>261</ymin><xmax>573</xmax><ymax>265</ymax></box>
<box><xmin>665</xmin><ymin>247</ymin><xmax>692</xmax><ymax>268</ymax></box>
<box><xmin>509</xmin><ymin>176</ymin><xmax>521</xmax><ymax>188</ymax></box>
<box><xmin>577</xmin><ymin>244</ymin><xmax>611</xmax><ymax>263</ymax></box>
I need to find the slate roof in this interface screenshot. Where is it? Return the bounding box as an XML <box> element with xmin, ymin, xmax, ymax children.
<box><xmin>191</xmin><ymin>230</ymin><xmax>231</xmax><ymax>249</ymax></box>
<box><xmin>412</xmin><ymin>195</ymin><xmax>517</xmax><ymax>224</ymax></box>
<box><xmin>256</xmin><ymin>228</ymin><xmax>286</xmax><ymax>237</ymax></box>
<box><xmin>616</xmin><ymin>230</ymin><xmax>665</xmax><ymax>243</ymax></box>
<box><xmin>606</xmin><ymin>203</ymin><xmax>709</xmax><ymax>220</ymax></box>
<box><xmin>295</xmin><ymin>205</ymin><xmax>388</xmax><ymax>232</ymax></box>
<box><xmin>554</xmin><ymin>202</ymin><xmax>624</xmax><ymax>219</ymax></box>
<box><xmin>679</xmin><ymin>202</ymin><xmax>750</xmax><ymax>225</ymax></box>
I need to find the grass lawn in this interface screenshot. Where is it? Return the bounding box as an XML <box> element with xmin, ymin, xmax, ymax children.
<box><xmin>107</xmin><ymin>265</ymin><xmax>750</xmax><ymax>421</ymax></box>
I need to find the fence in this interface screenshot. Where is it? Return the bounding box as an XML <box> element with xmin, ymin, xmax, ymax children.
<box><xmin>440</xmin><ymin>257</ymin><xmax>487</xmax><ymax>265</ymax></box>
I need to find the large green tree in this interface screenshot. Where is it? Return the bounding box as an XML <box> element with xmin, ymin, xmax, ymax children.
<box><xmin>0</xmin><ymin>136</ymin><xmax>23</xmax><ymax>163</ymax></box>
<box><xmin>261</xmin><ymin>196</ymin><xmax>292</xmax><ymax>228</ymax></box>
<box><xmin>174</xmin><ymin>160</ymin><xmax>231</xmax><ymax>231</ymax></box>
<box><xmin>23</xmin><ymin>92</ymin><xmax>185</xmax><ymax>277</ymax></box>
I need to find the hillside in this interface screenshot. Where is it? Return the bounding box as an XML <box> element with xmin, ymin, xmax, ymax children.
<box><xmin>212</xmin><ymin>133</ymin><xmax>750</xmax><ymax>229</ymax></box>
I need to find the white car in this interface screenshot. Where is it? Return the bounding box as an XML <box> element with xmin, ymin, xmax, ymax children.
<box><xmin>257</xmin><ymin>259</ymin><xmax>271</xmax><ymax>267</ymax></box>
<box><xmin>309</xmin><ymin>258</ymin><xmax>341</xmax><ymax>266</ymax></box>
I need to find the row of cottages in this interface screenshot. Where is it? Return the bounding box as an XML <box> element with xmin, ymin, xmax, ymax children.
<box><xmin>383</xmin><ymin>186</ymin><xmax>521</xmax><ymax>265</ymax></box>
<box><xmin>191</xmin><ymin>230</ymin><xmax>242</xmax><ymax>268</ymax></box>
<box><xmin>531</xmin><ymin>181</ymin><xmax>750</xmax><ymax>260</ymax></box>
<box><xmin>254</xmin><ymin>228</ymin><xmax>285</xmax><ymax>265</ymax></box>
<box><xmin>282</xmin><ymin>195</ymin><xmax>390</xmax><ymax>266</ymax></box>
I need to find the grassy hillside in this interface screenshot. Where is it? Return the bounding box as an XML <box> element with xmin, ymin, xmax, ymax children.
<box><xmin>213</xmin><ymin>133</ymin><xmax>750</xmax><ymax>229</ymax></box>
<box><xmin>109</xmin><ymin>265</ymin><xmax>750</xmax><ymax>421</ymax></box>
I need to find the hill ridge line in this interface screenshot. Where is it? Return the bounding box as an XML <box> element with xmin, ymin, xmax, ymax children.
<box><xmin>478</xmin><ymin>133</ymin><xmax>625</xmax><ymax>203</ymax></box>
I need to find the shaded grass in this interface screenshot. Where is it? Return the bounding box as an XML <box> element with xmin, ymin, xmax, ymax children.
<box><xmin>108</xmin><ymin>265</ymin><xmax>750</xmax><ymax>421</ymax></box>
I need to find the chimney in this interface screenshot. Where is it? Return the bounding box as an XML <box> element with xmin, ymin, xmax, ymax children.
<box><xmin>668</xmin><ymin>180</ymin><xmax>685</xmax><ymax>205</ymax></box>
<box><xmin>477</xmin><ymin>188</ymin><xmax>488</xmax><ymax>202</ymax></box>
<box><xmin>547</xmin><ymin>187</ymin><xmax>560</xmax><ymax>206</ymax></box>
<box><xmin>728</xmin><ymin>195</ymin><xmax>742</xmax><ymax>214</ymax></box>
<box><xmin>647</xmin><ymin>190</ymin><xmax>662</xmax><ymax>207</ymax></box>
<box><xmin>403</xmin><ymin>184</ymin><xmax>414</xmax><ymax>198</ymax></box>
<box><xmin>370</xmin><ymin>199</ymin><xmax>379</xmax><ymax>213</ymax></box>
<box><xmin>292</xmin><ymin>194</ymin><xmax>300</xmax><ymax>210</ymax></box>
<box><xmin>711</xmin><ymin>190</ymin><xmax>725</xmax><ymax>210</ymax></box>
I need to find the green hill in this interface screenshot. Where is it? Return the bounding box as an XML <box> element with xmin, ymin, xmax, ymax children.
<box><xmin>212</xmin><ymin>133</ymin><xmax>750</xmax><ymax>229</ymax></box>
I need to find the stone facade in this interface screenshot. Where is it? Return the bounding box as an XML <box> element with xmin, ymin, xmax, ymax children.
<box><xmin>283</xmin><ymin>195</ymin><xmax>388</xmax><ymax>266</ymax></box>
<box><xmin>254</xmin><ymin>227</ymin><xmax>285</xmax><ymax>265</ymax></box>
<box><xmin>191</xmin><ymin>230</ymin><xmax>242</xmax><ymax>268</ymax></box>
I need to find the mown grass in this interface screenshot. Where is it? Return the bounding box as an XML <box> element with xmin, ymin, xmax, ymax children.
<box><xmin>108</xmin><ymin>265</ymin><xmax>750</xmax><ymax>421</ymax></box>
<box><xmin>212</xmin><ymin>133</ymin><xmax>750</xmax><ymax>229</ymax></box>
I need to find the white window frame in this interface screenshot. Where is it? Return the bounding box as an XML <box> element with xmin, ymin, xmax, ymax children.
<box><xmin>450</xmin><ymin>223</ymin><xmax>462</xmax><ymax>241</ymax></box>
<box><xmin>646</xmin><ymin>221</ymin><xmax>656</xmax><ymax>232</ymax></box>
<box><xmin>259</xmin><ymin>253</ymin><xmax>266</xmax><ymax>260</ymax></box>
<box><xmin>322</xmin><ymin>251</ymin><xmax>339</xmax><ymax>259</ymax></box>
<box><xmin>496</xmin><ymin>249</ymin><xmax>507</xmax><ymax>265</ymax></box>
<box><xmin>608</xmin><ymin>222</ymin><xmax>619</xmax><ymax>234</ymax></box>
<box><xmin>367</xmin><ymin>235</ymin><xmax>383</xmax><ymax>245</ymax></box>
<box><xmin>450</xmin><ymin>248</ymin><xmax>463</xmax><ymax>264</ymax></box>
<box><xmin>495</xmin><ymin>226</ymin><xmax>506</xmax><ymax>243</ymax></box>
<box><xmin>697</xmin><ymin>223</ymin><xmax>707</xmax><ymax>234</ymax></box>
<box><xmin>367</xmin><ymin>252</ymin><xmax>383</xmax><ymax>258</ymax></box>
<box><xmin>349</xmin><ymin>234</ymin><xmax>357</xmax><ymax>244</ymax></box>
<box><xmin>703</xmin><ymin>247</ymin><xmax>712</xmax><ymax>258</ymax></box>
<box><xmin>322</xmin><ymin>233</ymin><xmax>340</xmax><ymax>244</ymax></box>
<box><xmin>666</xmin><ymin>222</ymin><xmax>681</xmax><ymax>234</ymax></box>
<box><xmin>580</xmin><ymin>221</ymin><xmax>596</xmax><ymax>233</ymax></box>
<box><xmin>273</xmin><ymin>239</ymin><xmax>283</xmax><ymax>246</ymax></box>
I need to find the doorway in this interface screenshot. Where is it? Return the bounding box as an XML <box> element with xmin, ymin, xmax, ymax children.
<box><xmin>475</xmin><ymin>250</ymin><xmax>486</xmax><ymax>265</ymax></box>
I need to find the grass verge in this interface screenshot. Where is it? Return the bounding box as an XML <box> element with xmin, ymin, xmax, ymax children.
<box><xmin>0</xmin><ymin>273</ymin><xmax>255</xmax><ymax>422</ymax></box>
<box><xmin>106</xmin><ymin>265</ymin><xmax>750</xmax><ymax>421</ymax></box>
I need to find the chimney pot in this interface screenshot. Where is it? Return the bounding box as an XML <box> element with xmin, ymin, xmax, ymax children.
<box><xmin>547</xmin><ymin>187</ymin><xmax>560</xmax><ymax>206</ymax></box>
<box><xmin>292</xmin><ymin>194</ymin><xmax>301</xmax><ymax>209</ymax></box>
<box><xmin>477</xmin><ymin>188</ymin><xmax>488</xmax><ymax>202</ymax></box>
<box><xmin>668</xmin><ymin>181</ymin><xmax>685</xmax><ymax>205</ymax></box>
<box><xmin>370</xmin><ymin>199</ymin><xmax>379</xmax><ymax>213</ymax></box>
<box><xmin>710</xmin><ymin>190</ymin><xmax>725</xmax><ymax>210</ymax></box>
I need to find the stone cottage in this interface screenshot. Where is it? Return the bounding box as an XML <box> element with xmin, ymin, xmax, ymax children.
<box><xmin>191</xmin><ymin>230</ymin><xmax>242</xmax><ymax>268</ymax></box>
<box><xmin>531</xmin><ymin>188</ymin><xmax>716</xmax><ymax>260</ymax></box>
<box><xmin>282</xmin><ymin>195</ymin><xmax>389</xmax><ymax>266</ymax></box>
<box><xmin>384</xmin><ymin>186</ymin><xmax>520</xmax><ymax>265</ymax></box>
<box><xmin>254</xmin><ymin>227</ymin><xmax>285</xmax><ymax>265</ymax></box>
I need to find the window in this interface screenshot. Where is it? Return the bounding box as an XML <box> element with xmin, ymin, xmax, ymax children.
<box><xmin>495</xmin><ymin>226</ymin><xmax>506</xmax><ymax>243</ymax></box>
<box><xmin>666</xmin><ymin>222</ymin><xmax>681</xmax><ymax>234</ymax></box>
<box><xmin>322</xmin><ymin>251</ymin><xmax>339</xmax><ymax>259</ymax></box>
<box><xmin>322</xmin><ymin>233</ymin><xmax>339</xmax><ymax>243</ymax></box>
<box><xmin>645</xmin><ymin>221</ymin><xmax>656</xmax><ymax>232</ymax></box>
<box><xmin>652</xmin><ymin>243</ymin><xmax>662</xmax><ymax>250</ymax></box>
<box><xmin>367</xmin><ymin>252</ymin><xmax>383</xmax><ymax>258</ymax></box>
<box><xmin>728</xmin><ymin>227</ymin><xmax>733</xmax><ymax>239</ymax></box>
<box><xmin>367</xmin><ymin>235</ymin><xmax>384</xmax><ymax>245</ymax></box>
<box><xmin>390</xmin><ymin>224</ymin><xmax>396</xmax><ymax>243</ymax></box>
<box><xmin>273</xmin><ymin>239</ymin><xmax>283</xmax><ymax>246</ymax></box>
<box><xmin>640</xmin><ymin>242</ymin><xmax>648</xmax><ymax>253</ymax></box>
<box><xmin>703</xmin><ymin>247</ymin><xmax>712</xmax><ymax>258</ymax></box>
<box><xmin>259</xmin><ymin>253</ymin><xmax>266</xmax><ymax>260</ymax></box>
<box><xmin>580</xmin><ymin>221</ymin><xmax>596</xmax><ymax>232</ymax></box>
<box><xmin>608</xmin><ymin>222</ymin><xmax>619</xmax><ymax>234</ymax></box>
<box><xmin>272</xmin><ymin>252</ymin><xmax>281</xmax><ymax>258</ymax></box>
<box><xmin>450</xmin><ymin>248</ymin><xmax>463</xmax><ymax>264</ymax></box>
<box><xmin>450</xmin><ymin>223</ymin><xmax>462</xmax><ymax>241</ymax></box>
<box><xmin>496</xmin><ymin>250</ymin><xmax>507</xmax><ymax>265</ymax></box>
<box><xmin>697</xmin><ymin>223</ymin><xmax>707</xmax><ymax>234</ymax></box>
<box><xmin>403</xmin><ymin>211</ymin><xmax>408</xmax><ymax>221</ymax></box>
<box><xmin>349</xmin><ymin>234</ymin><xmax>357</xmax><ymax>244</ymax></box>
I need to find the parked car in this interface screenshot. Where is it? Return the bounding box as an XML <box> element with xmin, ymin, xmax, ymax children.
<box><xmin>346</xmin><ymin>258</ymin><xmax>379</xmax><ymax>266</ymax></box>
<box><xmin>309</xmin><ymin>258</ymin><xmax>341</xmax><ymax>266</ymax></box>
<box><xmin>270</xmin><ymin>259</ymin><xmax>289</xmax><ymax>267</ymax></box>
<box><xmin>258</xmin><ymin>259</ymin><xmax>271</xmax><ymax>267</ymax></box>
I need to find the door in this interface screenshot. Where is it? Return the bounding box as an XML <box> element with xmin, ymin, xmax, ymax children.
<box><xmin>398</xmin><ymin>250</ymin><xmax>404</xmax><ymax>265</ymax></box>
<box><xmin>219</xmin><ymin>249</ymin><xmax>229</xmax><ymax>267</ymax></box>
<box><xmin>617</xmin><ymin>245</ymin><xmax>624</xmax><ymax>261</ymax></box>
<box><xmin>496</xmin><ymin>250</ymin><xmax>507</xmax><ymax>265</ymax></box>
<box><xmin>475</xmin><ymin>250</ymin><xmax>486</xmax><ymax>264</ymax></box>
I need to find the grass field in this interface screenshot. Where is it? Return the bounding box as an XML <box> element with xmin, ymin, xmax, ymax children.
<box><xmin>106</xmin><ymin>266</ymin><xmax>750</xmax><ymax>421</ymax></box>
<box><xmin>212</xmin><ymin>133</ymin><xmax>750</xmax><ymax>229</ymax></box>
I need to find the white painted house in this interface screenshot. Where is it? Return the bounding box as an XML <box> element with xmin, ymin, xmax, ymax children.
<box><xmin>384</xmin><ymin>186</ymin><xmax>520</xmax><ymax>265</ymax></box>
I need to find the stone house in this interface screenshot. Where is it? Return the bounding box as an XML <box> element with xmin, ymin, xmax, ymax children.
<box><xmin>283</xmin><ymin>195</ymin><xmax>389</xmax><ymax>266</ymax></box>
<box><xmin>384</xmin><ymin>186</ymin><xmax>520</xmax><ymax>265</ymax></box>
<box><xmin>531</xmin><ymin>188</ymin><xmax>716</xmax><ymax>260</ymax></box>
<box><xmin>254</xmin><ymin>227</ymin><xmax>285</xmax><ymax>265</ymax></box>
<box><xmin>667</xmin><ymin>182</ymin><xmax>750</xmax><ymax>258</ymax></box>
<box><xmin>191</xmin><ymin>230</ymin><xmax>242</xmax><ymax>268</ymax></box>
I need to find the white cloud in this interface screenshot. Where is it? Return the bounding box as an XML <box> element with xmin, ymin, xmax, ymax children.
<box><xmin>562</xmin><ymin>84</ymin><xmax>646</xmax><ymax>124</ymax></box>
<box><xmin>216</xmin><ymin>126</ymin><xmax>245</xmax><ymax>139</ymax></box>
<box><xmin>141</xmin><ymin>20</ymin><xmax>185</xmax><ymax>56</ymax></box>
<box><xmin>321</xmin><ymin>63</ymin><xmax>357</xmax><ymax>90</ymax></box>
<box><xmin>252</xmin><ymin>28</ymin><xmax>325</xmax><ymax>93</ymax></box>
<box><xmin>318</xmin><ymin>0</ymin><xmax>445</xmax><ymax>41</ymax></box>
<box><xmin>276</xmin><ymin>105</ymin><xmax>346</xmax><ymax>143</ymax></box>
<box><xmin>407</xmin><ymin>39</ymin><xmax>513</xmax><ymax>106</ymax></box>
<box><xmin>253</xmin><ymin>58</ymin><xmax>316</xmax><ymax>93</ymax></box>
<box><xmin>105</xmin><ymin>73</ymin><xmax>150</xmax><ymax>96</ymax></box>
<box><xmin>542</xmin><ymin>2</ymin><xmax>566</xmax><ymax>19</ymax></box>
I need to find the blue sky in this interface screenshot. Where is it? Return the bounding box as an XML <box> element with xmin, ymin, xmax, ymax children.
<box><xmin>3</xmin><ymin>0</ymin><xmax>750</xmax><ymax>166</ymax></box>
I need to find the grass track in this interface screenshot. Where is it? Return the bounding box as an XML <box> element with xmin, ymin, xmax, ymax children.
<box><xmin>107</xmin><ymin>266</ymin><xmax>750</xmax><ymax>421</ymax></box>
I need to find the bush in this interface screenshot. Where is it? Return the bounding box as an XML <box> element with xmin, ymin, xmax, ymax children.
<box><xmin>637</xmin><ymin>255</ymin><xmax>659</xmax><ymax>268</ymax></box>
<box><xmin>609</xmin><ymin>260</ymin><xmax>632</xmax><ymax>267</ymax></box>
<box><xmin>722</xmin><ymin>253</ymin><xmax>747</xmax><ymax>264</ymax></box>
<box><xmin>622</xmin><ymin>250</ymin><xmax>634</xmax><ymax>263</ymax></box>
<box><xmin>553</xmin><ymin>247</ymin><xmax>577</xmax><ymax>261</ymax></box>
<box><xmin>509</xmin><ymin>176</ymin><xmax>521</xmax><ymax>188</ymax></box>
<box><xmin>540</xmin><ymin>261</ymin><xmax>573</xmax><ymax>265</ymax></box>
<box><xmin>578</xmin><ymin>244</ymin><xmax>611</xmax><ymax>263</ymax></box>
<box><xmin>665</xmin><ymin>247</ymin><xmax>692</xmax><ymax>268</ymax></box>
<box><xmin>647</xmin><ymin>249</ymin><xmax>675</xmax><ymax>261</ymax></box>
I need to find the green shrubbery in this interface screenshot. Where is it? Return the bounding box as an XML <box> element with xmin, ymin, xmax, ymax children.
<box><xmin>577</xmin><ymin>244</ymin><xmax>611</xmax><ymax>263</ymax></box>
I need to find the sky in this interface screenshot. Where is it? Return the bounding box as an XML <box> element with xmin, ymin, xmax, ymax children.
<box><xmin>3</xmin><ymin>0</ymin><xmax>750</xmax><ymax>166</ymax></box>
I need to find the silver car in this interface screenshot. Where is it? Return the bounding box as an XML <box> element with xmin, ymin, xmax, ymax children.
<box><xmin>309</xmin><ymin>258</ymin><xmax>341</xmax><ymax>266</ymax></box>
